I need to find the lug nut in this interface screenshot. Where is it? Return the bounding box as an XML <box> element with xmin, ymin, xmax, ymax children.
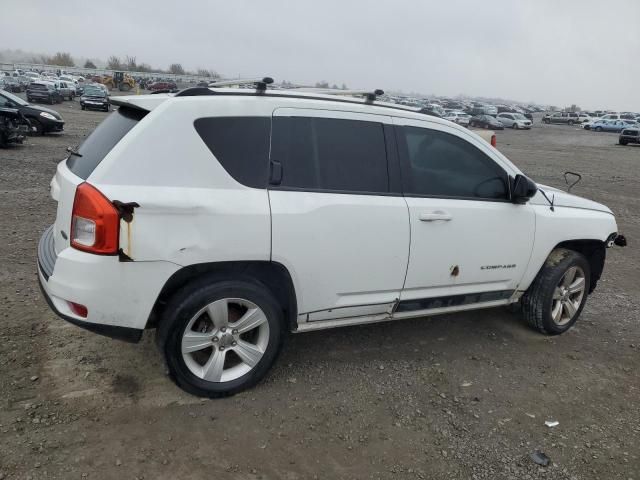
<box><xmin>232</xmin><ymin>329</ymin><xmax>238</xmax><ymax>335</ymax></box>
<box><xmin>219</xmin><ymin>346</ymin><xmax>225</xmax><ymax>351</ymax></box>
<box><xmin>232</xmin><ymin>341</ymin><xmax>237</xmax><ymax>346</ymax></box>
<box><xmin>212</xmin><ymin>337</ymin><xmax>219</xmax><ymax>343</ymax></box>
<box><xmin>220</xmin><ymin>327</ymin><xmax>226</xmax><ymax>333</ymax></box>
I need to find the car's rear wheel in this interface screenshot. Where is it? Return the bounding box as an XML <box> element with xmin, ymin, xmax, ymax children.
<box><xmin>521</xmin><ymin>248</ymin><xmax>590</xmax><ymax>335</ymax></box>
<box><xmin>595</xmin><ymin>126</ymin><xmax>603</xmax><ymax>132</ymax></box>
<box><xmin>568</xmin><ymin>120</ymin><xmax>574</xmax><ymax>125</ymax></box>
<box><xmin>157</xmin><ymin>278</ymin><xmax>285</xmax><ymax>397</ymax></box>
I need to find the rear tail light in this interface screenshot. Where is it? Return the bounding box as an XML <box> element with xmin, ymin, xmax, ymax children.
<box><xmin>71</xmin><ymin>183</ymin><xmax>119</xmax><ymax>254</ymax></box>
<box><xmin>491</xmin><ymin>134</ymin><xmax>497</xmax><ymax>148</ymax></box>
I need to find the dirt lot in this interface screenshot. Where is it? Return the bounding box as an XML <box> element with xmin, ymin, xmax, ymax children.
<box><xmin>0</xmin><ymin>97</ymin><xmax>638</xmax><ymax>480</ymax></box>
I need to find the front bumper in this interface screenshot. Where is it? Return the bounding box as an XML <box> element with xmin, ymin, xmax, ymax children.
<box><xmin>40</xmin><ymin>118</ymin><xmax>64</xmax><ymax>132</ymax></box>
<box><xmin>37</xmin><ymin>225</ymin><xmax>179</xmax><ymax>343</ymax></box>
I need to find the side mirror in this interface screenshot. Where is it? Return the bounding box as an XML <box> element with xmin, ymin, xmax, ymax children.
<box><xmin>511</xmin><ymin>174</ymin><xmax>538</xmax><ymax>204</ymax></box>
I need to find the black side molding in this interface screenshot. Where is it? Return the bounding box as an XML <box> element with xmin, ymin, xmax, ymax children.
<box><xmin>38</xmin><ymin>276</ymin><xmax>142</xmax><ymax>343</ymax></box>
<box><xmin>395</xmin><ymin>290</ymin><xmax>514</xmax><ymax>313</ymax></box>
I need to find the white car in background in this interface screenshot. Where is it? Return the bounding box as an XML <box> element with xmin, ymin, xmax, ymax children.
<box><xmin>444</xmin><ymin>111</ymin><xmax>471</xmax><ymax>126</ymax></box>
<box><xmin>496</xmin><ymin>112</ymin><xmax>532</xmax><ymax>129</ymax></box>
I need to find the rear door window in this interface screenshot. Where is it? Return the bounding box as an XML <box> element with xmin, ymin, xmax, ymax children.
<box><xmin>67</xmin><ymin>107</ymin><xmax>147</xmax><ymax>179</ymax></box>
<box><xmin>271</xmin><ymin>116</ymin><xmax>389</xmax><ymax>194</ymax></box>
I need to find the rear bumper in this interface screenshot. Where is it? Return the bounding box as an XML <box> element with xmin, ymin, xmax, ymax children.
<box><xmin>37</xmin><ymin>225</ymin><xmax>180</xmax><ymax>343</ymax></box>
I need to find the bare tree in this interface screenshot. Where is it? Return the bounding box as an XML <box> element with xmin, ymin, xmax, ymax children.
<box><xmin>107</xmin><ymin>56</ymin><xmax>122</xmax><ymax>69</ymax></box>
<box><xmin>84</xmin><ymin>60</ymin><xmax>97</xmax><ymax>69</ymax></box>
<box><xmin>46</xmin><ymin>52</ymin><xmax>74</xmax><ymax>67</ymax></box>
<box><xmin>125</xmin><ymin>55</ymin><xmax>137</xmax><ymax>71</ymax></box>
<box><xmin>169</xmin><ymin>63</ymin><xmax>185</xmax><ymax>75</ymax></box>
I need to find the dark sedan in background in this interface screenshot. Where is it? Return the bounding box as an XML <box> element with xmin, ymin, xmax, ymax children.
<box><xmin>80</xmin><ymin>85</ymin><xmax>110</xmax><ymax>111</ymax></box>
<box><xmin>0</xmin><ymin>89</ymin><xmax>64</xmax><ymax>135</ymax></box>
<box><xmin>469</xmin><ymin>114</ymin><xmax>504</xmax><ymax>130</ymax></box>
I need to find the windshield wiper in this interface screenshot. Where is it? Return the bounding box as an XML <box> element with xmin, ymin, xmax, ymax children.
<box><xmin>66</xmin><ymin>146</ymin><xmax>82</xmax><ymax>158</ymax></box>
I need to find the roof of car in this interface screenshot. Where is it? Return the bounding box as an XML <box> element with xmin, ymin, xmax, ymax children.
<box><xmin>110</xmin><ymin>87</ymin><xmax>456</xmax><ymax>125</ymax></box>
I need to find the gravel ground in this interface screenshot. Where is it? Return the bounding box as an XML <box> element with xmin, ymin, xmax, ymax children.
<box><xmin>0</xmin><ymin>97</ymin><xmax>638</xmax><ymax>480</ymax></box>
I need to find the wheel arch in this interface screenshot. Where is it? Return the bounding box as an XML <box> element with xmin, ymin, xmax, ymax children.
<box><xmin>146</xmin><ymin>261</ymin><xmax>298</xmax><ymax>332</ymax></box>
<box><xmin>550</xmin><ymin>239</ymin><xmax>606</xmax><ymax>293</ymax></box>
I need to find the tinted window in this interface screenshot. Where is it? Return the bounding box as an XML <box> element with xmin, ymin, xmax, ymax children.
<box><xmin>194</xmin><ymin>117</ymin><xmax>271</xmax><ymax>189</ymax></box>
<box><xmin>398</xmin><ymin>126</ymin><xmax>508</xmax><ymax>200</ymax></box>
<box><xmin>67</xmin><ymin>107</ymin><xmax>146</xmax><ymax>180</ymax></box>
<box><xmin>271</xmin><ymin>116</ymin><xmax>389</xmax><ymax>193</ymax></box>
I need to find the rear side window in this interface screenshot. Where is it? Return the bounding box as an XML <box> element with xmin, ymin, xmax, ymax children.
<box><xmin>67</xmin><ymin>107</ymin><xmax>146</xmax><ymax>179</ymax></box>
<box><xmin>194</xmin><ymin>117</ymin><xmax>271</xmax><ymax>189</ymax></box>
<box><xmin>271</xmin><ymin>116</ymin><xmax>389</xmax><ymax>193</ymax></box>
<box><xmin>397</xmin><ymin>126</ymin><xmax>508</xmax><ymax>200</ymax></box>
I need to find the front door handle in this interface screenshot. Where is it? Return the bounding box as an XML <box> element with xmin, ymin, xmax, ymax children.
<box><xmin>419</xmin><ymin>211</ymin><xmax>452</xmax><ymax>222</ymax></box>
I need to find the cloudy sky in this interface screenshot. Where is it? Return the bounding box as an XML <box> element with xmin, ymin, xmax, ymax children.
<box><xmin>2</xmin><ymin>0</ymin><xmax>639</xmax><ymax>110</ymax></box>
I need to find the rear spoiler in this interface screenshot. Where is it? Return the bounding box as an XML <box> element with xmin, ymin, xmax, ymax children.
<box><xmin>109</xmin><ymin>95</ymin><xmax>171</xmax><ymax>112</ymax></box>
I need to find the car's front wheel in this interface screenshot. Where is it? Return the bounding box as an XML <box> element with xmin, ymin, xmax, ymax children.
<box><xmin>595</xmin><ymin>126</ymin><xmax>603</xmax><ymax>132</ymax></box>
<box><xmin>521</xmin><ymin>248</ymin><xmax>590</xmax><ymax>335</ymax></box>
<box><xmin>157</xmin><ymin>278</ymin><xmax>285</xmax><ymax>397</ymax></box>
<box><xmin>619</xmin><ymin>138</ymin><xmax>628</xmax><ymax>145</ymax></box>
<box><xmin>513</xmin><ymin>123</ymin><xmax>519</xmax><ymax>129</ymax></box>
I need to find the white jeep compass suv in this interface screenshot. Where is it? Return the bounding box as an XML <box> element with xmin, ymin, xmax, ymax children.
<box><xmin>38</xmin><ymin>80</ymin><xmax>625</xmax><ymax>397</ymax></box>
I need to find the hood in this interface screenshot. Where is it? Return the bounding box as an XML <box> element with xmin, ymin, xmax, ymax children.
<box><xmin>532</xmin><ymin>184</ymin><xmax>613</xmax><ymax>214</ymax></box>
<box><xmin>22</xmin><ymin>104</ymin><xmax>63</xmax><ymax>120</ymax></box>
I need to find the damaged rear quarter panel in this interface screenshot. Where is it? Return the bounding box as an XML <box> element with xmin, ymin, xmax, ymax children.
<box><xmin>98</xmin><ymin>185</ymin><xmax>271</xmax><ymax>265</ymax></box>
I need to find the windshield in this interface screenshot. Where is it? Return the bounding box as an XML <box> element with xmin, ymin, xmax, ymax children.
<box><xmin>0</xmin><ymin>89</ymin><xmax>28</xmax><ymax>106</ymax></box>
<box><xmin>83</xmin><ymin>86</ymin><xmax>104</xmax><ymax>96</ymax></box>
<box><xmin>513</xmin><ymin>113</ymin><xmax>526</xmax><ymax>119</ymax></box>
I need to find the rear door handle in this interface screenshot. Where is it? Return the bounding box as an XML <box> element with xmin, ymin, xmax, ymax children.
<box><xmin>419</xmin><ymin>211</ymin><xmax>452</xmax><ymax>222</ymax></box>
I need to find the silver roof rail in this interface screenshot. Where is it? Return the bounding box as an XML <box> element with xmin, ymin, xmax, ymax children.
<box><xmin>295</xmin><ymin>88</ymin><xmax>384</xmax><ymax>103</ymax></box>
<box><xmin>208</xmin><ymin>77</ymin><xmax>274</xmax><ymax>92</ymax></box>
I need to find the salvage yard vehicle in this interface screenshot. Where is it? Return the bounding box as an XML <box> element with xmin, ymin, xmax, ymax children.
<box><xmin>618</xmin><ymin>127</ymin><xmax>640</xmax><ymax>145</ymax></box>
<box><xmin>496</xmin><ymin>112</ymin><xmax>532</xmax><ymax>129</ymax></box>
<box><xmin>80</xmin><ymin>85</ymin><xmax>110</xmax><ymax>111</ymax></box>
<box><xmin>443</xmin><ymin>111</ymin><xmax>471</xmax><ymax>126</ymax></box>
<box><xmin>542</xmin><ymin>112</ymin><xmax>580</xmax><ymax>125</ymax></box>
<box><xmin>469</xmin><ymin>114</ymin><xmax>504</xmax><ymax>130</ymax></box>
<box><xmin>26</xmin><ymin>81</ymin><xmax>62</xmax><ymax>104</ymax></box>
<box><xmin>37</xmin><ymin>80</ymin><xmax>626</xmax><ymax>398</ymax></box>
<box><xmin>0</xmin><ymin>89</ymin><xmax>64</xmax><ymax>135</ymax></box>
<box><xmin>0</xmin><ymin>106</ymin><xmax>30</xmax><ymax>147</ymax></box>
<box><xmin>591</xmin><ymin>119</ymin><xmax>637</xmax><ymax>133</ymax></box>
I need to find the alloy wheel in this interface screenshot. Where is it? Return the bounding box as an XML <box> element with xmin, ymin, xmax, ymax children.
<box><xmin>181</xmin><ymin>298</ymin><xmax>270</xmax><ymax>383</ymax></box>
<box><xmin>551</xmin><ymin>266</ymin><xmax>586</xmax><ymax>326</ymax></box>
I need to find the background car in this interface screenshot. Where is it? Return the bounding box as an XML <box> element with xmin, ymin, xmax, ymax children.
<box><xmin>58</xmin><ymin>80</ymin><xmax>76</xmax><ymax>100</ymax></box>
<box><xmin>591</xmin><ymin>119</ymin><xmax>637</xmax><ymax>133</ymax></box>
<box><xmin>619</xmin><ymin>127</ymin><xmax>640</xmax><ymax>145</ymax></box>
<box><xmin>148</xmin><ymin>81</ymin><xmax>178</xmax><ymax>91</ymax></box>
<box><xmin>496</xmin><ymin>112</ymin><xmax>532</xmax><ymax>129</ymax></box>
<box><xmin>80</xmin><ymin>85</ymin><xmax>110</xmax><ymax>111</ymax></box>
<box><xmin>542</xmin><ymin>112</ymin><xmax>580</xmax><ymax>125</ymax></box>
<box><xmin>0</xmin><ymin>89</ymin><xmax>64</xmax><ymax>135</ymax></box>
<box><xmin>469</xmin><ymin>114</ymin><xmax>504</xmax><ymax>129</ymax></box>
<box><xmin>443</xmin><ymin>111</ymin><xmax>471</xmax><ymax>126</ymax></box>
<box><xmin>26</xmin><ymin>81</ymin><xmax>62</xmax><ymax>105</ymax></box>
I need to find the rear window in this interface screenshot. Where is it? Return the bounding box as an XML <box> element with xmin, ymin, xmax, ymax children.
<box><xmin>194</xmin><ymin>117</ymin><xmax>271</xmax><ymax>188</ymax></box>
<box><xmin>67</xmin><ymin>107</ymin><xmax>146</xmax><ymax>179</ymax></box>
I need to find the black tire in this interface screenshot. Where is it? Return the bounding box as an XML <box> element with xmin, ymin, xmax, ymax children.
<box><xmin>81</xmin><ymin>105</ymin><xmax>85</xmax><ymax>110</ymax></box>
<box><xmin>568</xmin><ymin>120</ymin><xmax>574</xmax><ymax>125</ymax></box>
<box><xmin>49</xmin><ymin>97</ymin><xmax>54</xmax><ymax>105</ymax></box>
<box><xmin>521</xmin><ymin>248</ymin><xmax>590</xmax><ymax>335</ymax></box>
<box><xmin>595</xmin><ymin>126</ymin><xmax>602</xmax><ymax>132</ymax></box>
<box><xmin>513</xmin><ymin>123</ymin><xmax>519</xmax><ymax>129</ymax></box>
<box><xmin>30</xmin><ymin>119</ymin><xmax>44</xmax><ymax>136</ymax></box>
<box><xmin>157</xmin><ymin>277</ymin><xmax>286</xmax><ymax>398</ymax></box>
<box><xmin>619</xmin><ymin>139</ymin><xmax>628</xmax><ymax>145</ymax></box>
